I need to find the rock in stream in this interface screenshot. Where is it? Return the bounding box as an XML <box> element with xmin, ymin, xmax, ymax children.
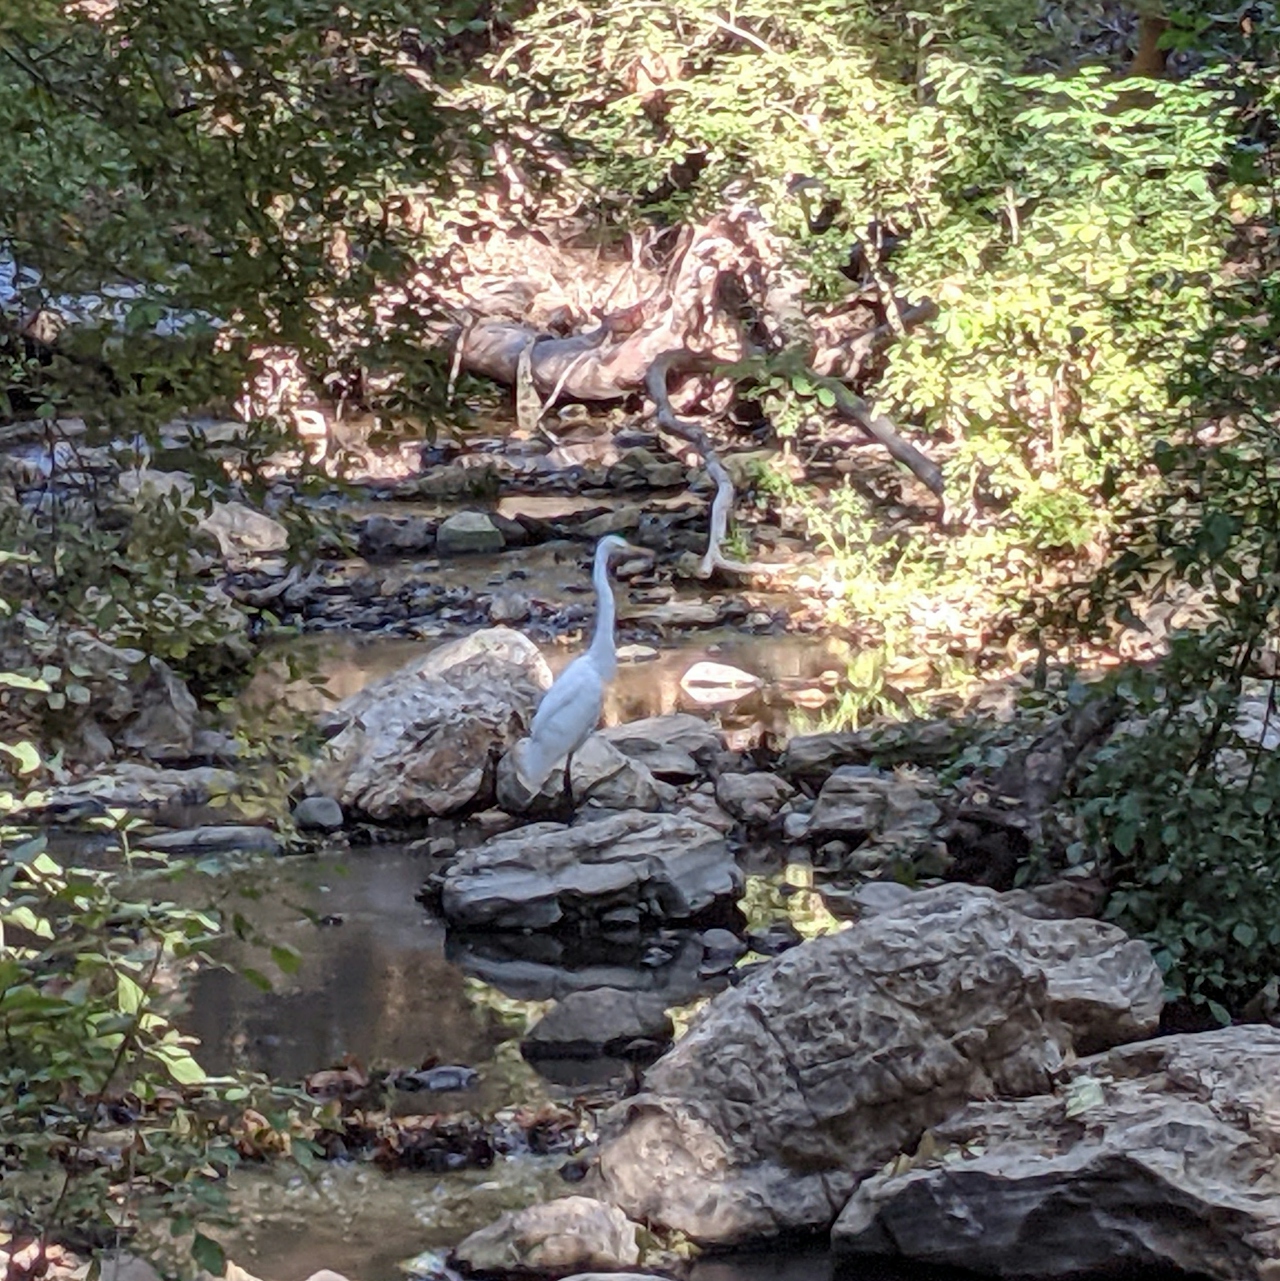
<box><xmin>308</xmin><ymin>627</ymin><xmax>550</xmax><ymax>820</ymax></box>
<box><xmin>834</xmin><ymin>1026</ymin><xmax>1280</xmax><ymax>1281</ymax></box>
<box><xmin>592</xmin><ymin>882</ymin><xmax>1163</xmax><ymax>1245</ymax></box>
<box><xmin>439</xmin><ymin>810</ymin><xmax>741</xmax><ymax>931</ymax></box>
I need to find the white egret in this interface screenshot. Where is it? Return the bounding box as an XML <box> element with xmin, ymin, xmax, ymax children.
<box><xmin>514</xmin><ymin>534</ymin><xmax>645</xmax><ymax>806</ymax></box>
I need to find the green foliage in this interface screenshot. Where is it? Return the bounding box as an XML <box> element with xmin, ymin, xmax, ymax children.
<box><xmin>0</xmin><ymin>832</ymin><xmax>240</xmax><ymax>1264</ymax></box>
<box><xmin>0</xmin><ymin>0</ymin><xmax>476</xmax><ymax>432</ymax></box>
<box><xmin>1068</xmin><ymin>163</ymin><xmax>1280</xmax><ymax>1015</ymax></box>
<box><xmin>1076</xmin><ymin>656</ymin><xmax>1280</xmax><ymax>1020</ymax></box>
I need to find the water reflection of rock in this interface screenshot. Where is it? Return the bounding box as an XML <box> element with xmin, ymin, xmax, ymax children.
<box><xmin>179</xmin><ymin>850</ymin><xmax>510</xmax><ymax>1094</ymax></box>
<box><xmin>244</xmin><ymin>627</ymin><xmax>852</xmax><ymax>742</ymax></box>
<box><xmin>446</xmin><ymin>930</ymin><xmax>708</xmax><ymax>1004</ymax></box>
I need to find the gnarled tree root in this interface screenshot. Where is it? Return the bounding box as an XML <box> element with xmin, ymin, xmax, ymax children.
<box><xmin>644</xmin><ymin>350</ymin><xmax>781</xmax><ymax>579</ymax></box>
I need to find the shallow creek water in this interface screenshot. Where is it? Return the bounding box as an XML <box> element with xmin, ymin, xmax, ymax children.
<box><xmin>243</xmin><ymin>624</ymin><xmax>854</xmax><ymax>745</ymax></box>
<box><xmin>171</xmin><ymin>846</ymin><xmax>967</xmax><ymax>1281</ymax></box>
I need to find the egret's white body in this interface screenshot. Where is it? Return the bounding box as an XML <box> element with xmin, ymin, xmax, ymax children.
<box><xmin>515</xmin><ymin>535</ymin><xmax>634</xmax><ymax>793</ymax></box>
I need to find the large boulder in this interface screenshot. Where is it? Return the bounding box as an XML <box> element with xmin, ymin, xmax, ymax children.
<box><xmin>440</xmin><ymin>811</ymin><xmax>740</xmax><ymax>931</ymax></box>
<box><xmin>452</xmin><ymin>1197</ymin><xmax>639</xmax><ymax>1277</ymax></box>
<box><xmin>593</xmin><ymin>883</ymin><xmax>1163</xmax><ymax>1244</ymax></box>
<box><xmin>308</xmin><ymin>628</ymin><xmax>551</xmax><ymax>821</ymax></box>
<box><xmin>834</xmin><ymin>1027</ymin><xmax>1280</xmax><ymax>1281</ymax></box>
<box><xmin>199</xmin><ymin>500</ymin><xmax>289</xmax><ymax>561</ymax></box>
<box><xmin>117</xmin><ymin>656</ymin><xmax>200</xmax><ymax>759</ymax></box>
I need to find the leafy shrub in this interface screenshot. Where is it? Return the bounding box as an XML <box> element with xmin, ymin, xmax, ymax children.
<box><xmin>0</xmin><ymin>833</ymin><xmax>237</xmax><ymax>1267</ymax></box>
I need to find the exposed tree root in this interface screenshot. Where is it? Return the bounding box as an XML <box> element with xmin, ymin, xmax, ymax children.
<box><xmin>644</xmin><ymin>350</ymin><xmax>781</xmax><ymax>579</ymax></box>
<box><xmin>446</xmin><ymin>208</ymin><xmax>945</xmax><ymax>575</ymax></box>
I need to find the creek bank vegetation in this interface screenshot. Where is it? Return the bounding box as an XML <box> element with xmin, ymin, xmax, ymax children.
<box><xmin>3</xmin><ymin>0</ymin><xmax>1280</xmax><ymax>1278</ymax></box>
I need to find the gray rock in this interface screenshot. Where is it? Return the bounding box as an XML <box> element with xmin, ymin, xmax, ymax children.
<box><xmin>523</xmin><ymin>988</ymin><xmax>674</xmax><ymax>1060</ymax></box>
<box><xmin>676</xmin><ymin>793</ymin><xmax>736</xmax><ymax>834</ymax></box>
<box><xmin>781</xmin><ymin>722</ymin><xmax>962</xmax><ymax>783</ymax></box>
<box><xmin>436</xmin><ymin>510</ymin><xmax>505</xmax><ymax>555</ymax></box>
<box><xmin>138</xmin><ymin>824</ymin><xmax>281</xmax><ymax>856</ymax></box>
<box><xmin>99</xmin><ymin>1252</ymin><xmax>165</xmax><ymax>1281</ymax></box>
<box><xmin>16</xmin><ymin>764</ymin><xmax>239</xmax><ymax>823</ymax></box>
<box><xmin>293</xmin><ymin>795</ymin><xmax>344</xmax><ymax>832</ymax></box>
<box><xmin>358</xmin><ymin>514</ymin><xmax>435</xmax><ymax>557</ymax></box>
<box><xmin>117</xmin><ymin>657</ymin><xmax>200</xmax><ymax>759</ymax></box>
<box><xmin>63</xmin><ymin>631</ymin><xmax>144</xmax><ymax>722</ymax></box>
<box><xmin>781</xmin><ymin>810</ymin><xmax>811</xmax><ymax>841</ymax></box>
<box><xmin>849</xmin><ymin>881</ymin><xmax>917</xmax><ymax>916</ymax></box>
<box><xmin>808</xmin><ymin>766</ymin><xmax>941</xmax><ymax>843</ymax></box>
<box><xmin>834</xmin><ymin>1027</ymin><xmax>1280</xmax><ymax>1281</ymax></box>
<box><xmin>441</xmin><ymin>810</ymin><xmax>741</xmax><ymax>931</ymax></box>
<box><xmin>71</xmin><ymin>717</ymin><xmax>116</xmax><ymax>769</ymax></box>
<box><xmin>600</xmin><ymin>714</ymin><xmax>722</xmax><ymax>782</ymax></box>
<box><xmin>453</xmin><ymin>1197</ymin><xmax>640</xmax><ymax>1276</ymax></box>
<box><xmin>308</xmin><ymin>628</ymin><xmax>551</xmax><ymax>821</ymax></box>
<box><xmin>489</xmin><ymin>589</ymin><xmax>531</xmax><ymax>624</ymax></box>
<box><xmin>188</xmin><ymin>729</ymin><xmax>240</xmax><ymax>763</ymax></box>
<box><xmin>200</xmin><ymin>499</ymin><xmax>289</xmax><ymax>560</ymax></box>
<box><xmin>449</xmin><ymin>932</ymin><xmax>707</xmax><ymax>1007</ymax></box>
<box><xmin>496</xmin><ymin>734</ymin><xmax>669</xmax><ymax>816</ymax></box>
<box><xmin>580</xmin><ymin>505</ymin><xmax>643</xmax><ymax>537</ymax></box>
<box><xmin>714</xmin><ymin>772</ymin><xmax>794</xmax><ymax>825</ymax></box>
<box><xmin>699</xmin><ymin>928</ymin><xmax>746</xmax><ymax>961</ymax></box>
<box><xmin>593</xmin><ymin>883</ymin><xmax>1164</xmax><ymax>1245</ymax></box>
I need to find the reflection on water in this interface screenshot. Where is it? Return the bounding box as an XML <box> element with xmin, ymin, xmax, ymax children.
<box><xmin>177</xmin><ymin>853</ymin><xmax>1014</xmax><ymax>1281</ymax></box>
<box><xmin>176</xmin><ymin>847</ymin><xmax>716</xmax><ymax>1102</ymax></box>
<box><xmin>242</xmin><ymin>626</ymin><xmax>852</xmax><ymax>745</ymax></box>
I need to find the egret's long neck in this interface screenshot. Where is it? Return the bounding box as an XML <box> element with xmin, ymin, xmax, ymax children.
<box><xmin>588</xmin><ymin>545</ymin><xmax>618</xmax><ymax>680</ymax></box>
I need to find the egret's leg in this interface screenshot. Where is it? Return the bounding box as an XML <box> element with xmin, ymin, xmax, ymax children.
<box><xmin>562</xmin><ymin>753</ymin><xmax>575</xmax><ymax>816</ymax></box>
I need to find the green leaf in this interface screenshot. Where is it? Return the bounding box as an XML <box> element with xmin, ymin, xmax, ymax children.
<box><xmin>271</xmin><ymin>944</ymin><xmax>301</xmax><ymax>976</ymax></box>
<box><xmin>191</xmin><ymin>1233</ymin><xmax>225</xmax><ymax>1277</ymax></box>
<box><xmin>155</xmin><ymin>1043</ymin><xmax>207</xmax><ymax>1086</ymax></box>
<box><xmin>240</xmin><ymin>967</ymin><xmax>273</xmax><ymax>993</ymax></box>
<box><xmin>117</xmin><ymin>973</ymin><xmax>145</xmax><ymax>1015</ymax></box>
<box><xmin>0</xmin><ymin>673</ymin><xmax>51</xmax><ymax>693</ymax></box>
<box><xmin>0</xmin><ymin>740</ymin><xmax>42</xmax><ymax>774</ymax></box>
<box><xmin>1232</xmin><ymin>922</ymin><xmax>1258</xmax><ymax>948</ymax></box>
<box><xmin>1206</xmin><ymin>1000</ymin><xmax>1231</xmax><ymax>1027</ymax></box>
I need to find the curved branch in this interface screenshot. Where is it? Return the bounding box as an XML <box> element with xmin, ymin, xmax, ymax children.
<box><xmin>644</xmin><ymin>350</ymin><xmax>781</xmax><ymax>579</ymax></box>
<box><xmin>818</xmin><ymin>375</ymin><xmax>944</xmax><ymax>498</ymax></box>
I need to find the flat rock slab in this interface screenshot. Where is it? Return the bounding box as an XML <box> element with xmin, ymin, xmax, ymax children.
<box><xmin>496</xmin><ymin>734</ymin><xmax>669</xmax><ymax>816</ymax></box>
<box><xmin>835</xmin><ymin>1027</ymin><xmax>1280</xmax><ymax>1281</ymax></box>
<box><xmin>593</xmin><ymin>883</ymin><xmax>1163</xmax><ymax>1245</ymax></box>
<box><xmin>440</xmin><ymin>810</ymin><xmax>740</xmax><ymax>931</ymax></box>
<box><xmin>453</xmin><ymin>1196</ymin><xmax>639</xmax><ymax>1276</ymax></box>
<box><xmin>309</xmin><ymin>628</ymin><xmax>551</xmax><ymax>821</ymax></box>
<box><xmin>18</xmin><ymin>764</ymin><xmax>239</xmax><ymax>822</ymax></box>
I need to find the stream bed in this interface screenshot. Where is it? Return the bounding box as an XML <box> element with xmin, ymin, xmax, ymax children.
<box><xmin>162</xmin><ymin>629</ymin><xmax>948</xmax><ymax>1281</ymax></box>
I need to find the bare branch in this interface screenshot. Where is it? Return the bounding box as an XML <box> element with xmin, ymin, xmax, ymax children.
<box><xmin>645</xmin><ymin>350</ymin><xmax>782</xmax><ymax>579</ymax></box>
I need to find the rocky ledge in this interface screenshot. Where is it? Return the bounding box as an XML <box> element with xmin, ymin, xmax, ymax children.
<box><xmin>590</xmin><ymin>881</ymin><xmax>1163</xmax><ymax>1244</ymax></box>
